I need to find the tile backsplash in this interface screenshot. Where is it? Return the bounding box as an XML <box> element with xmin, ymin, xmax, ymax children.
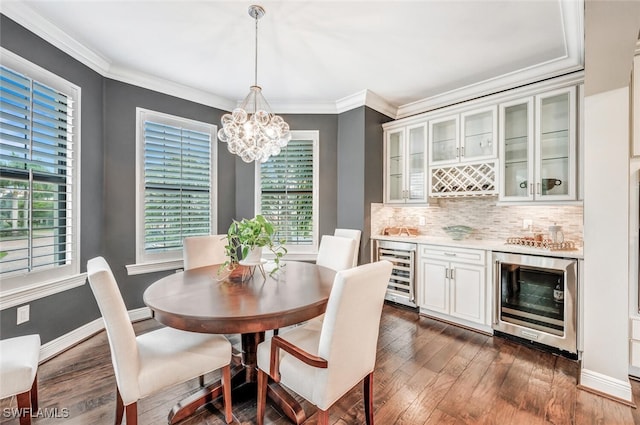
<box><xmin>371</xmin><ymin>197</ymin><xmax>583</xmax><ymax>245</ymax></box>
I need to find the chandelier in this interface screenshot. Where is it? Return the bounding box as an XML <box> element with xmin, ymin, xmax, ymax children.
<box><xmin>217</xmin><ymin>4</ymin><xmax>291</xmax><ymax>163</ymax></box>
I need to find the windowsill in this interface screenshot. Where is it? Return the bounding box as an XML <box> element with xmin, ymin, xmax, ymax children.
<box><xmin>126</xmin><ymin>260</ymin><xmax>184</xmax><ymax>276</ymax></box>
<box><xmin>126</xmin><ymin>253</ymin><xmax>317</xmax><ymax>276</ymax></box>
<box><xmin>0</xmin><ymin>273</ymin><xmax>87</xmax><ymax>310</ymax></box>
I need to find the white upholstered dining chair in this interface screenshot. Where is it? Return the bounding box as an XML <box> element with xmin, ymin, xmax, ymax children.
<box><xmin>316</xmin><ymin>235</ymin><xmax>357</xmax><ymax>272</ymax></box>
<box><xmin>87</xmin><ymin>256</ymin><xmax>233</xmax><ymax>425</ymax></box>
<box><xmin>0</xmin><ymin>334</ymin><xmax>40</xmax><ymax>425</ymax></box>
<box><xmin>333</xmin><ymin>228</ymin><xmax>361</xmax><ymax>267</ymax></box>
<box><xmin>183</xmin><ymin>234</ymin><xmax>228</xmax><ymax>270</ymax></box>
<box><xmin>256</xmin><ymin>260</ymin><xmax>393</xmax><ymax>425</ymax></box>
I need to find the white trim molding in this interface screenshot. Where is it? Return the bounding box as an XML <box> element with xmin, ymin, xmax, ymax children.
<box><xmin>1</xmin><ymin>0</ymin><xmax>585</xmax><ymax>119</ymax></box>
<box><xmin>38</xmin><ymin>307</ymin><xmax>153</xmax><ymax>362</ymax></box>
<box><xmin>0</xmin><ymin>273</ymin><xmax>87</xmax><ymax>311</ymax></box>
<box><xmin>579</xmin><ymin>368</ymin><xmax>633</xmax><ymax>403</ymax></box>
<box><xmin>126</xmin><ymin>260</ymin><xmax>183</xmax><ymax>276</ymax></box>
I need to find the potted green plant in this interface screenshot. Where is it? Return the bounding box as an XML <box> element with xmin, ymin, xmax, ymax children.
<box><xmin>224</xmin><ymin>215</ymin><xmax>287</xmax><ymax>274</ymax></box>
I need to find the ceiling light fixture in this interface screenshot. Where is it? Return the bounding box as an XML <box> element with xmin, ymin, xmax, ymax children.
<box><xmin>217</xmin><ymin>4</ymin><xmax>291</xmax><ymax>163</ymax></box>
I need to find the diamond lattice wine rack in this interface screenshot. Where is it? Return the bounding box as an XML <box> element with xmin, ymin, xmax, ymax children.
<box><xmin>430</xmin><ymin>161</ymin><xmax>498</xmax><ymax>197</ymax></box>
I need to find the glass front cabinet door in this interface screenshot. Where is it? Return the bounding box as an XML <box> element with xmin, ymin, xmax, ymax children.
<box><xmin>499</xmin><ymin>87</ymin><xmax>576</xmax><ymax>202</ymax></box>
<box><xmin>460</xmin><ymin>106</ymin><xmax>498</xmax><ymax>162</ymax></box>
<box><xmin>384</xmin><ymin>124</ymin><xmax>428</xmax><ymax>204</ymax></box>
<box><xmin>429</xmin><ymin>116</ymin><xmax>458</xmax><ymax>165</ymax></box>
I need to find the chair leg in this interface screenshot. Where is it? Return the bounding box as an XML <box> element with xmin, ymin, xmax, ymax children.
<box><xmin>16</xmin><ymin>390</ymin><xmax>31</xmax><ymax>425</ymax></box>
<box><xmin>115</xmin><ymin>387</ymin><xmax>124</xmax><ymax>425</ymax></box>
<box><xmin>30</xmin><ymin>374</ymin><xmax>38</xmax><ymax>411</ymax></box>
<box><xmin>125</xmin><ymin>402</ymin><xmax>137</xmax><ymax>425</ymax></box>
<box><xmin>221</xmin><ymin>365</ymin><xmax>232</xmax><ymax>424</ymax></box>
<box><xmin>257</xmin><ymin>369</ymin><xmax>268</xmax><ymax>425</ymax></box>
<box><xmin>317</xmin><ymin>408</ymin><xmax>329</xmax><ymax>425</ymax></box>
<box><xmin>364</xmin><ymin>372</ymin><xmax>374</xmax><ymax>425</ymax></box>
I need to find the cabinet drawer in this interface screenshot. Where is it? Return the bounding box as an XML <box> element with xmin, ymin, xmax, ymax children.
<box><xmin>420</xmin><ymin>245</ymin><xmax>486</xmax><ymax>265</ymax></box>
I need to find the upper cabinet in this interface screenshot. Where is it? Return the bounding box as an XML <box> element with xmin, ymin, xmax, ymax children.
<box><xmin>499</xmin><ymin>86</ymin><xmax>577</xmax><ymax>202</ymax></box>
<box><xmin>384</xmin><ymin>123</ymin><xmax>428</xmax><ymax>204</ymax></box>
<box><xmin>429</xmin><ymin>106</ymin><xmax>497</xmax><ymax>166</ymax></box>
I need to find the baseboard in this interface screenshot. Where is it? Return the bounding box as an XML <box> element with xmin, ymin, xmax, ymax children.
<box><xmin>38</xmin><ymin>307</ymin><xmax>153</xmax><ymax>363</ymax></box>
<box><xmin>579</xmin><ymin>368</ymin><xmax>634</xmax><ymax>404</ymax></box>
<box><xmin>39</xmin><ymin>317</ymin><xmax>104</xmax><ymax>362</ymax></box>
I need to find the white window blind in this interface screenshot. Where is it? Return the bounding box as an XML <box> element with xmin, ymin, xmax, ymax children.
<box><xmin>138</xmin><ymin>110</ymin><xmax>216</xmax><ymax>263</ymax></box>
<box><xmin>0</xmin><ymin>64</ymin><xmax>76</xmax><ymax>280</ymax></box>
<box><xmin>258</xmin><ymin>132</ymin><xmax>318</xmax><ymax>253</ymax></box>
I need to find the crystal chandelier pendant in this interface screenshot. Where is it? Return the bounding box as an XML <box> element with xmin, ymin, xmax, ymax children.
<box><xmin>218</xmin><ymin>5</ymin><xmax>291</xmax><ymax>163</ymax></box>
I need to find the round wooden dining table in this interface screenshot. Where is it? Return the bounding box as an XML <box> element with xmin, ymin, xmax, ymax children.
<box><xmin>143</xmin><ymin>261</ymin><xmax>336</xmax><ymax>424</ymax></box>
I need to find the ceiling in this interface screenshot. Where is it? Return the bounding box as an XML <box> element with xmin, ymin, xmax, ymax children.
<box><xmin>1</xmin><ymin>0</ymin><xmax>584</xmax><ymax>118</ymax></box>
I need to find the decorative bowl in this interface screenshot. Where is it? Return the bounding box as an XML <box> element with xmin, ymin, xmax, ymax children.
<box><xmin>442</xmin><ymin>225</ymin><xmax>474</xmax><ymax>240</ymax></box>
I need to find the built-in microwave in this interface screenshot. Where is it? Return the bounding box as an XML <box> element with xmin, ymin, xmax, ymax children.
<box><xmin>493</xmin><ymin>252</ymin><xmax>578</xmax><ymax>358</ymax></box>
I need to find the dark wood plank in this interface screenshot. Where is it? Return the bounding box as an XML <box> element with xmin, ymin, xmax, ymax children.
<box><xmin>6</xmin><ymin>304</ymin><xmax>640</xmax><ymax>425</ymax></box>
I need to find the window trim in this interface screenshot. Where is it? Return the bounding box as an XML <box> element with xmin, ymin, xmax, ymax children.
<box><xmin>132</xmin><ymin>108</ymin><xmax>217</xmax><ymax>272</ymax></box>
<box><xmin>0</xmin><ymin>47</ymin><xmax>82</xmax><ymax>304</ymax></box>
<box><xmin>254</xmin><ymin>130</ymin><xmax>319</xmax><ymax>258</ymax></box>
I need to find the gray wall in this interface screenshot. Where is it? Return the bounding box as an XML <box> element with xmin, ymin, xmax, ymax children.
<box><xmin>0</xmin><ymin>15</ymin><xmax>387</xmax><ymax>345</ymax></box>
<box><xmin>0</xmin><ymin>15</ymin><xmax>105</xmax><ymax>342</ymax></box>
<box><xmin>337</xmin><ymin>106</ymin><xmax>391</xmax><ymax>264</ymax></box>
<box><xmin>102</xmin><ymin>79</ymin><xmax>234</xmax><ymax>309</ymax></box>
<box><xmin>234</xmin><ymin>113</ymin><xmax>340</xmax><ymax>240</ymax></box>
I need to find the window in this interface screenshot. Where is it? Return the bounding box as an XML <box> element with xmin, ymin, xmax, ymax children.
<box><xmin>0</xmin><ymin>52</ymin><xmax>81</xmax><ymax>294</ymax></box>
<box><xmin>135</xmin><ymin>108</ymin><xmax>217</xmax><ymax>267</ymax></box>
<box><xmin>256</xmin><ymin>131</ymin><xmax>319</xmax><ymax>256</ymax></box>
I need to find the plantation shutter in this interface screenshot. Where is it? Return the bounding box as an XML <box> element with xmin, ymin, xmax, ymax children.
<box><xmin>0</xmin><ymin>65</ymin><xmax>75</xmax><ymax>277</ymax></box>
<box><xmin>260</xmin><ymin>139</ymin><xmax>314</xmax><ymax>245</ymax></box>
<box><xmin>143</xmin><ymin>120</ymin><xmax>212</xmax><ymax>254</ymax></box>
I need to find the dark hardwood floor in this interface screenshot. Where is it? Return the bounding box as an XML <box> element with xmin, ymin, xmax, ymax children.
<box><xmin>2</xmin><ymin>304</ymin><xmax>640</xmax><ymax>425</ymax></box>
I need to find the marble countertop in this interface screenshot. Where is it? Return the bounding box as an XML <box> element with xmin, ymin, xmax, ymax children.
<box><xmin>371</xmin><ymin>234</ymin><xmax>583</xmax><ymax>259</ymax></box>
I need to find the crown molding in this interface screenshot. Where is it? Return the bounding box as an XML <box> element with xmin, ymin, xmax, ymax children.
<box><xmin>106</xmin><ymin>64</ymin><xmax>236</xmax><ymax>112</ymax></box>
<box><xmin>2</xmin><ymin>0</ymin><xmax>584</xmax><ymax>118</ymax></box>
<box><xmin>395</xmin><ymin>0</ymin><xmax>584</xmax><ymax>119</ymax></box>
<box><xmin>1</xmin><ymin>2</ymin><xmax>111</xmax><ymax>74</ymax></box>
<box><xmin>335</xmin><ymin>89</ymin><xmax>397</xmax><ymax>118</ymax></box>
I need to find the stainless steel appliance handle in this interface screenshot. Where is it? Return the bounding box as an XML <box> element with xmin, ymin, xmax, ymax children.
<box><xmin>493</xmin><ymin>260</ymin><xmax>500</xmax><ymax>325</ymax></box>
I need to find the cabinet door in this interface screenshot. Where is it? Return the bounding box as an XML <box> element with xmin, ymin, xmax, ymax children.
<box><xmin>460</xmin><ymin>106</ymin><xmax>497</xmax><ymax>162</ymax></box>
<box><xmin>535</xmin><ymin>87</ymin><xmax>576</xmax><ymax>201</ymax></box>
<box><xmin>385</xmin><ymin>129</ymin><xmax>405</xmax><ymax>203</ymax></box>
<box><xmin>406</xmin><ymin>124</ymin><xmax>427</xmax><ymax>203</ymax></box>
<box><xmin>429</xmin><ymin>115</ymin><xmax>459</xmax><ymax>165</ymax></box>
<box><xmin>419</xmin><ymin>258</ymin><xmax>449</xmax><ymax>313</ymax></box>
<box><xmin>449</xmin><ymin>263</ymin><xmax>485</xmax><ymax>324</ymax></box>
<box><xmin>499</xmin><ymin>98</ymin><xmax>534</xmax><ymax>201</ymax></box>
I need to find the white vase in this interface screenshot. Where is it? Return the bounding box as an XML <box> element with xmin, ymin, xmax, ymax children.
<box><xmin>242</xmin><ymin>246</ymin><xmax>263</xmax><ymax>264</ymax></box>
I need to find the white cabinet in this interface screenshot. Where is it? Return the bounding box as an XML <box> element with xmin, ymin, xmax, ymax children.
<box><xmin>384</xmin><ymin>123</ymin><xmax>428</xmax><ymax>204</ymax></box>
<box><xmin>499</xmin><ymin>86</ymin><xmax>577</xmax><ymax>201</ymax></box>
<box><xmin>418</xmin><ymin>245</ymin><xmax>487</xmax><ymax>328</ymax></box>
<box><xmin>429</xmin><ymin>106</ymin><xmax>497</xmax><ymax>166</ymax></box>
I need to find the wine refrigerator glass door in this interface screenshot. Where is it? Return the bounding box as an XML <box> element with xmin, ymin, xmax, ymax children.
<box><xmin>494</xmin><ymin>252</ymin><xmax>577</xmax><ymax>354</ymax></box>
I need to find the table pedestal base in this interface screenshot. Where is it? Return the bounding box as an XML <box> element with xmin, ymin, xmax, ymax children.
<box><xmin>167</xmin><ymin>332</ymin><xmax>306</xmax><ymax>425</ymax></box>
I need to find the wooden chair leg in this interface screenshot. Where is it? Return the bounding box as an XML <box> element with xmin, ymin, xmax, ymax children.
<box><xmin>221</xmin><ymin>364</ymin><xmax>232</xmax><ymax>423</ymax></box>
<box><xmin>30</xmin><ymin>374</ymin><xmax>38</xmax><ymax>410</ymax></box>
<box><xmin>317</xmin><ymin>408</ymin><xmax>329</xmax><ymax>425</ymax></box>
<box><xmin>364</xmin><ymin>372</ymin><xmax>374</xmax><ymax>425</ymax></box>
<box><xmin>115</xmin><ymin>387</ymin><xmax>124</xmax><ymax>425</ymax></box>
<box><xmin>257</xmin><ymin>369</ymin><xmax>268</xmax><ymax>425</ymax></box>
<box><xmin>125</xmin><ymin>402</ymin><xmax>137</xmax><ymax>425</ymax></box>
<box><xmin>16</xmin><ymin>390</ymin><xmax>31</xmax><ymax>425</ymax></box>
